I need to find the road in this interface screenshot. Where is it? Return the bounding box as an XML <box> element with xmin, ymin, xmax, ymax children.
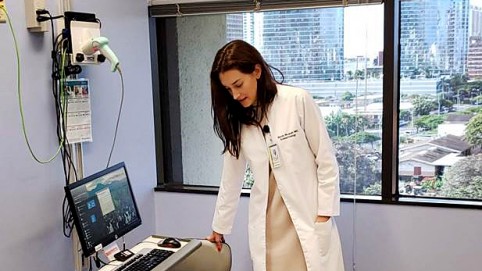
<box><xmin>292</xmin><ymin>78</ymin><xmax>438</xmax><ymax>97</ymax></box>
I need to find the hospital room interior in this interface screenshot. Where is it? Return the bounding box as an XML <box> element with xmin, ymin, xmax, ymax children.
<box><xmin>2</xmin><ymin>0</ymin><xmax>482</xmax><ymax>270</ymax></box>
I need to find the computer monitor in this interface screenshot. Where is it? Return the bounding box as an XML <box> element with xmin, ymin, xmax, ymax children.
<box><xmin>65</xmin><ymin>162</ymin><xmax>142</xmax><ymax>257</ymax></box>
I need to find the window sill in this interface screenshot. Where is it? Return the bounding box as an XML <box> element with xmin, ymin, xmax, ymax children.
<box><xmin>155</xmin><ymin>183</ymin><xmax>251</xmax><ymax>196</ymax></box>
<box><xmin>155</xmin><ymin>184</ymin><xmax>482</xmax><ymax>209</ymax></box>
<box><xmin>339</xmin><ymin>195</ymin><xmax>482</xmax><ymax>209</ymax></box>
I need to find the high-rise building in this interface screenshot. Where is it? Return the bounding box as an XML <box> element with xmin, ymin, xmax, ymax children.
<box><xmin>227</xmin><ymin>8</ymin><xmax>345</xmax><ymax>82</ymax></box>
<box><xmin>226</xmin><ymin>13</ymin><xmax>244</xmax><ymax>41</ymax></box>
<box><xmin>261</xmin><ymin>8</ymin><xmax>344</xmax><ymax>81</ymax></box>
<box><xmin>467</xmin><ymin>4</ymin><xmax>482</xmax><ymax>79</ymax></box>
<box><xmin>400</xmin><ymin>0</ymin><xmax>469</xmax><ymax>76</ymax></box>
<box><xmin>467</xmin><ymin>36</ymin><xmax>482</xmax><ymax>79</ymax></box>
<box><xmin>470</xmin><ymin>5</ymin><xmax>482</xmax><ymax>37</ymax></box>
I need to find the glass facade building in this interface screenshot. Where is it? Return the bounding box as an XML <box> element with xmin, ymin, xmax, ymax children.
<box><xmin>227</xmin><ymin>8</ymin><xmax>345</xmax><ymax>82</ymax></box>
<box><xmin>400</xmin><ymin>0</ymin><xmax>469</xmax><ymax>77</ymax></box>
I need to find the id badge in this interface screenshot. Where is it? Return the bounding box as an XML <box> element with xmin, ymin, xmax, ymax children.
<box><xmin>268</xmin><ymin>143</ymin><xmax>281</xmax><ymax>168</ymax></box>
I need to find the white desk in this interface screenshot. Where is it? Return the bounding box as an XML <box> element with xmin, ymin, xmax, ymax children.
<box><xmin>99</xmin><ymin>235</ymin><xmax>201</xmax><ymax>271</ymax></box>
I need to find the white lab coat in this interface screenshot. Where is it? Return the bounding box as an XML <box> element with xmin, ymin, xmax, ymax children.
<box><xmin>212</xmin><ymin>84</ymin><xmax>344</xmax><ymax>271</ymax></box>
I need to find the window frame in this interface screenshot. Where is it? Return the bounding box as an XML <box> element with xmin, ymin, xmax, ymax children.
<box><xmin>149</xmin><ymin>0</ymin><xmax>482</xmax><ymax>209</ymax></box>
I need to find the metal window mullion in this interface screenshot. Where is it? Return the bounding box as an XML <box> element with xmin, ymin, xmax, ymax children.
<box><xmin>382</xmin><ymin>0</ymin><xmax>400</xmax><ymax>202</ymax></box>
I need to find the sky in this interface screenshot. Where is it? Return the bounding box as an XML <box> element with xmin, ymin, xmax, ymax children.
<box><xmin>344</xmin><ymin>5</ymin><xmax>384</xmax><ymax>59</ymax></box>
<box><xmin>344</xmin><ymin>1</ymin><xmax>482</xmax><ymax>59</ymax></box>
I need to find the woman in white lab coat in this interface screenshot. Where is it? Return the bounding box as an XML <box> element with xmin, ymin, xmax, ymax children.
<box><xmin>206</xmin><ymin>40</ymin><xmax>344</xmax><ymax>271</ymax></box>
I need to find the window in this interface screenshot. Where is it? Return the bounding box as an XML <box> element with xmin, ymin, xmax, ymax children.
<box><xmin>150</xmin><ymin>0</ymin><xmax>482</xmax><ymax>206</ymax></box>
<box><xmin>152</xmin><ymin>4</ymin><xmax>384</xmax><ymax>195</ymax></box>
<box><xmin>227</xmin><ymin>6</ymin><xmax>384</xmax><ymax>194</ymax></box>
<box><xmin>398</xmin><ymin>0</ymin><xmax>482</xmax><ymax>201</ymax></box>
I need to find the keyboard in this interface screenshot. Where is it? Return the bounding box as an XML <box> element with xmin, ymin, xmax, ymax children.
<box><xmin>115</xmin><ymin>249</ymin><xmax>174</xmax><ymax>271</ymax></box>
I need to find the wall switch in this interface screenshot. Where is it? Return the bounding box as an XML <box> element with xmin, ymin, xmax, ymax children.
<box><xmin>0</xmin><ymin>0</ymin><xmax>6</xmax><ymax>24</ymax></box>
<box><xmin>24</xmin><ymin>0</ymin><xmax>47</xmax><ymax>32</ymax></box>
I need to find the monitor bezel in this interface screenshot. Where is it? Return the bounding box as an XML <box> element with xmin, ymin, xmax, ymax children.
<box><xmin>64</xmin><ymin>162</ymin><xmax>142</xmax><ymax>257</ymax></box>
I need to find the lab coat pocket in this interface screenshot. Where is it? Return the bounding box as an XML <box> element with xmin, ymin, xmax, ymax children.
<box><xmin>314</xmin><ymin>218</ymin><xmax>332</xmax><ymax>256</ymax></box>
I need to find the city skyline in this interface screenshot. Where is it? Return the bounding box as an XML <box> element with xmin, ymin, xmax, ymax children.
<box><xmin>227</xmin><ymin>0</ymin><xmax>482</xmax><ymax>78</ymax></box>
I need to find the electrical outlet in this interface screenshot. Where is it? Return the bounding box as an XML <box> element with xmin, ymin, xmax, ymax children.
<box><xmin>24</xmin><ymin>0</ymin><xmax>47</xmax><ymax>32</ymax></box>
<box><xmin>0</xmin><ymin>0</ymin><xmax>7</xmax><ymax>24</ymax></box>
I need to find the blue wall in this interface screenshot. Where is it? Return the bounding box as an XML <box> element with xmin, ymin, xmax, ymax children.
<box><xmin>0</xmin><ymin>1</ymin><xmax>155</xmax><ymax>270</ymax></box>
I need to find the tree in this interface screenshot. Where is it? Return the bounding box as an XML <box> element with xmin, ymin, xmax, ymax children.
<box><xmin>324</xmin><ymin>112</ymin><xmax>368</xmax><ymax>138</ymax></box>
<box><xmin>466</xmin><ymin>80</ymin><xmax>482</xmax><ymax>102</ymax></box>
<box><xmin>443</xmin><ymin>74</ymin><xmax>470</xmax><ymax>104</ymax></box>
<box><xmin>439</xmin><ymin>98</ymin><xmax>454</xmax><ymax>111</ymax></box>
<box><xmin>334</xmin><ymin>140</ymin><xmax>381</xmax><ymax>194</ymax></box>
<box><xmin>346</xmin><ymin>71</ymin><xmax>353</xmax><ymax>80</ymax></box>
<box><xmin>412</xmin><ymin>96</ymin><xmax>436</xmax><ymax>116</ymax></box>
<box><xmin>325</xmin><ymin>112</ymin><xmax>342</xmax><ymax>137</ymax></box>
<box><xmin>423</xmin><ymin>66</ymin><xmax>436</xmax><ymax>78</ymax></box>
<box><xmin>462</xmin><ymin>107</ymin><xmax>482</xmax><ymax>115</ymax></box>
<box><xmin>441</xmin><ymin>154</ymin><xmax>482</xmax><ymax>199</ymax></box>
<box><xmin>363</xmin><ymin>182</ymin><xmax>381</xmax><ymax>195</ymax></box>
<box><xmin>348</xmin><ymin>131</ymin><xmax>380</xmax><ymax>148</ymax></box>
<box><xmin>420</xmin><ymin>177</ymin><xmax>443</xmax><ymax>192</ymax></box>
<box><xmin>413</xmin><ymin>115</ymin><xmax>444</xmax><ymax>132</ymax></box>
<box><xmin>243</xmin><ymin>166</ymin><xmax>254</xmax><ymax>188</ymax></box>
<box><xmin>449</xmin><ymin>74</ymin><xmax>468</xmax><ymax>93</ymax></box>
<box><xmin>465</xmin><ymin>113</ymin><xmax>482</xmax><ymax>147</ymax></box>
<box><xmin>354</xmin><ymin>69</ymin><xmax>364</xmax><ymax>79</ymax></box>
<box><xmin>400</xmin><ymin>109</ymin><xmax>412</xmax><ymax>122</ymax></box>
<box><xmin>341</xmin><ymin>91</ymin><xmax>355</xmax><ymax>102</ymax></box>
<box><xmin>470</xmin><ymin>95</ymin><xmax>482</xmax><ymax>105</ymax></box>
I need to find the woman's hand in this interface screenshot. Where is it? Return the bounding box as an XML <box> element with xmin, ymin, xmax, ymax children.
<box><xmin>315</xmin><ymin>215</ymin><xmax>331</xmax><ymax>223</ymax></box>
<box><xmin>206</xmin><ymin>231</ymin><xmax>225</xmax><ymax>252</ymax></box>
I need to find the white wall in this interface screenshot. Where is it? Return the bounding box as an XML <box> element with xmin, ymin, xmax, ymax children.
<box><xmin>0</xmin><ymin>1</ymin><xmax>155</xmax><ymax>270</ymax></box>
<box><xmin>155</xmin><ymin>192</ymin><xmax>482</xmax><ymax>271</ymax></box>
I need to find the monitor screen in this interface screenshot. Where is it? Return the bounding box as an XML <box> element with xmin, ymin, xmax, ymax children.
<box><xmin>65</xmin><ymin>162</ymin><xmax>142</xmax><ymax>257</ymax></box>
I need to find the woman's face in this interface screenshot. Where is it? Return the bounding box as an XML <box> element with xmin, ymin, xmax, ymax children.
<box><xmin>219</xmin><ymin>65</ymin><xmax>261</xmax><ymax>108</ymax></box>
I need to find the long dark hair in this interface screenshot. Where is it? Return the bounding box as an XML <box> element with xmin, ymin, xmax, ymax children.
<box><xmin>210</xmin><ymin>40</ymin><xmax>281</xmax><ymax>158</ymax></box>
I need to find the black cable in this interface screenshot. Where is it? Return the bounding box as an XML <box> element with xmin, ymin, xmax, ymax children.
<box><xmin>56</xmin><ymin>39</ymin><xmax>79</xmax><ymax>184</ymax></box>
<box><xmin>94</xmin><ymin>252</ymin><xmax>107</xmax><ymax>268</ymax></box>
<box><xmin>51</xmin><ymin>36</ymin><xmax>76</xmax><ymax>239</ymax></box>
<box><xmin>46</xmin><ymin>11</ymin><xmax>56</xmax><ymax>49</ymax></box>
<box><xmin>57</xmin><ymin>38</ymin><xmax>82</xmax><ymax>239</ymax></box>
<box><xmin>55</xmin><ymin>42</ymin><xmax>76</xmax><ymax>238</ymax></box>
<box><xmin>106</xmin><ymin>67</ymin><xmax>125</xmax><ymax>168</ymax></box>
<box><xmin>35</xmin><ymin>7</ymin><xmax>80</xmax><ymax>243</ymax></box>
<box><xmin>94</xmin><ymin>252</ymin><xmax>120</xmax><ymax>269</ymax></box>
<box><xmin>96</xmin><ymin>18</ymin><xmax>102</xmax><ymax>28</ymax></box>
<box><xmin>62</xmin><ymin>195</ymin><xmax>74</xmax><ymax>237</ymax></box>
<box><xmin>45</xmin><ymin>20</ymin><xmax>79</xmax><ymax>238</ymax></box>
<box><xmin>36</xmin><ymin>13</ymin><xmax>63</xmax><ymax>23</ymax></box>
<box><xmin>94</xmin><ymin>256</ymin><xmax>101</xmax><ymax>268</ymax></box>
